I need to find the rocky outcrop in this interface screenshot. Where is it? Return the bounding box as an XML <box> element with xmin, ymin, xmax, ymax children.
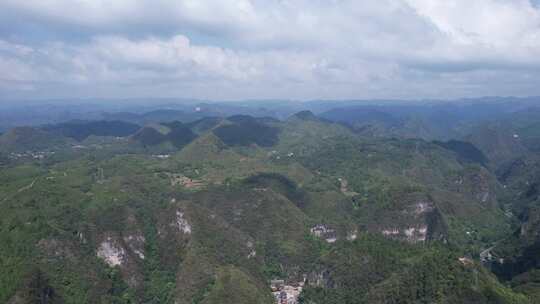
<box><xmin>97</xmin><ymin>237</ymin><xmax>126</xmax><ymax>267</ymax></box>
<box><xmin>175</xmin><ymin>210</ymin><xmax>192</xmax><ymax>235</ymax></box>
<box><xmin>95</xmin><ymin>232</ymin><xmax>144</xmax><ymax>289</ymax></box>
<box><xmin>377</xmin><ymin>199</ymin><xmax>447</xmax><ymax>243</ymax></box>
<box><xmin>310</xmin><ymin>224</ymin><xmax>337</xmax><ymax>243</ymax></box>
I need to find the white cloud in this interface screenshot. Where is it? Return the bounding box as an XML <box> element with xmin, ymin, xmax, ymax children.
<box><xmin>0</xmin><ymin>0</ymin><xmax>539</xmax><ymax>99</ymax></box>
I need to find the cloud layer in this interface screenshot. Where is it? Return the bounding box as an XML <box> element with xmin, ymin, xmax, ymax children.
<box><xmin>1</xmin><ymin>0</ymin><xmax>540</xmax><ymax>100</ymax></box>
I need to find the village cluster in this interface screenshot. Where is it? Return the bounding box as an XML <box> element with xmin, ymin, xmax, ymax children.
<box><xmin>8</xmin><ymin>151</ymin><xmax>54</xmax><ymax>160</ymax></box>
<box><xmin>270</xmin><ymin>279</ymin><xmax>304</xmax><ymax>304</ymax></box>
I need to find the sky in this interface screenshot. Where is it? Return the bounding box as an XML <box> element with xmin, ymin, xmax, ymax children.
<box><xmin>1</xmin><ymin>0</ymin><xmax>540</xmax><ymax>101</ymax></box>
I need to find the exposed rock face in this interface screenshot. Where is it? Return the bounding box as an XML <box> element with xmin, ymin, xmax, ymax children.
<box><xmin>121</xmin><ymin>211</ymin><xmax>147</xmax><ymax>261</ymax></box>
<box><xmin>97</xmin><ymin>237</ymin><xmax>126</xmax><ymax>267</ymax></box>
<box><xmin>377</xmin><ymin>199</ymin><xmax>447</xmax><ymax>243</ymax></box>
<box><xmin>412</xmin><ymin>202</ymin><xmax>433</xmax><ymax>215</ymax></box>
<box><xmin>247</xmin><ymin>241</ymin><xmax>256</xmax><ymax>259</ymax></box>
<box><xmin>452</xmin><ymin>168</ymin><xmax>499</xmax><ymax>207</ymax></box>
<box><xmin>123</xmin><ymin>234</ymin><xmax>146</xmax><ymax>260</ymax></box>
<box><xmin>346</xmin><ymin>229</ymin><xmax>358</xmax><ymax>241</ymax></box>
<box><xmin>381</xmin><ymin>226</ymin><xmax>428</xmax><ymax>243</ymax></box>
<box><xmin>404</xmin><ymin>226</ymin><xmax>428</xmax><ymax>243</ymax></box>
<box><xmin>310</xmin><ymin>224</ymin><xmax>337</xmax><ymax>243</ymax></box>
<box><xmin>175</xmin><ymin>210</ymin><xmax>192</xmax><ymax>234</ymax></box>
<box><xmin>382</xmin><ymin>229</ymin><xmax>400</xmax><ymax>236</ymax></box>
<box><xmin>338</xmin><ymin>177</ymin><xmax>358</xmax><ymax>196</ymax></box>
<box><xmin>95</xmin><ymin>233</ymin><xmax>144</xmax><ymax>289</ymax></box>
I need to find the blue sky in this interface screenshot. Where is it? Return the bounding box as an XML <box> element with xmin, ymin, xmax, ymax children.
<box><xmin>1</xmin><ymin>0</ymin><xmax>540</xmax><ymax>101</ymax></box>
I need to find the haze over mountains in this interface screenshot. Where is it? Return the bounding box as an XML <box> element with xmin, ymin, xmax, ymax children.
<box><xmin>2</xmin><ymin>96</ymin><xmax>539</xmax><ymax>133</ymax></box>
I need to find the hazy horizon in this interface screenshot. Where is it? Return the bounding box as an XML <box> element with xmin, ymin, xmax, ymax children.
<box><xmin>1</xmin><ymin>95</ymin><xmax>540</xmax><ymax>105</ymax></box>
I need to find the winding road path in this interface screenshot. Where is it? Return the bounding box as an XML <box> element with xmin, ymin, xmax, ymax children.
<box><xmin>0</xmin><ymin>178</ymin><xmax>38</xmax><ymax>203</ymax></box>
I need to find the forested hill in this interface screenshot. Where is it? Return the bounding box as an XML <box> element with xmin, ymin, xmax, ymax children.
<box><xmin>0</xmin><ymin>106</ymin><xmax>539</xmax><ymax>303</ymax></box>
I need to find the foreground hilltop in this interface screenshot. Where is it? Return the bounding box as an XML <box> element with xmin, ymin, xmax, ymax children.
<box><xmin>0</xmin><ymin>111</ymin><xmax>535</xmax><ymax>303</ymax></box>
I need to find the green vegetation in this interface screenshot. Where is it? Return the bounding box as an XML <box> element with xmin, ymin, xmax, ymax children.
<box><xmin>0</xmin><ymin>111</ymin><xmax>535</xmax><ymax>303</ymax></box>
<box><xmin>0</xmin><ymin>127</ymin><xmax>69</xmax><ymax>152</ymax></box>
<box><xmin>132</xmin><ymin>122</ymin><xmax>197</xmax><ymax>149</ymax></box>
<box><xmin>213</xmin><ymin>115</ymin><xmax>280</xmax><ymax>147</ymax></box>
<box><xmin>433</xmin><ymin>139</ymin><xmax>488</xmax><ymax>166</ymax></box>
<box><xmin>199</xmin><ymin>266</ymin><xmax>273</xmax><ymax>304</ymax></box>
<box><xmin>44</xmin><ymin>121</ymin><xmax>141</xmax><ymax>141</ymax></box>
<box><xmin>300</xmin><ymin>236</ymin><xmax>530</xmax><ymax>304</ymax></box>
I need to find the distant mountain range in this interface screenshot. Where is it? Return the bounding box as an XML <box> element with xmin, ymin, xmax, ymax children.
<box><xmin>2</xmin><ymin>96</ymin><xmax>539</xmax><ymax>133</ymax></box>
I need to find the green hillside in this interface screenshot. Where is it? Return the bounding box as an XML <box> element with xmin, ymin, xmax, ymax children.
<box><xmin>0</xmin><ymin>112</ymin><xmax>534</xmax><ymax>304</ymax></box>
